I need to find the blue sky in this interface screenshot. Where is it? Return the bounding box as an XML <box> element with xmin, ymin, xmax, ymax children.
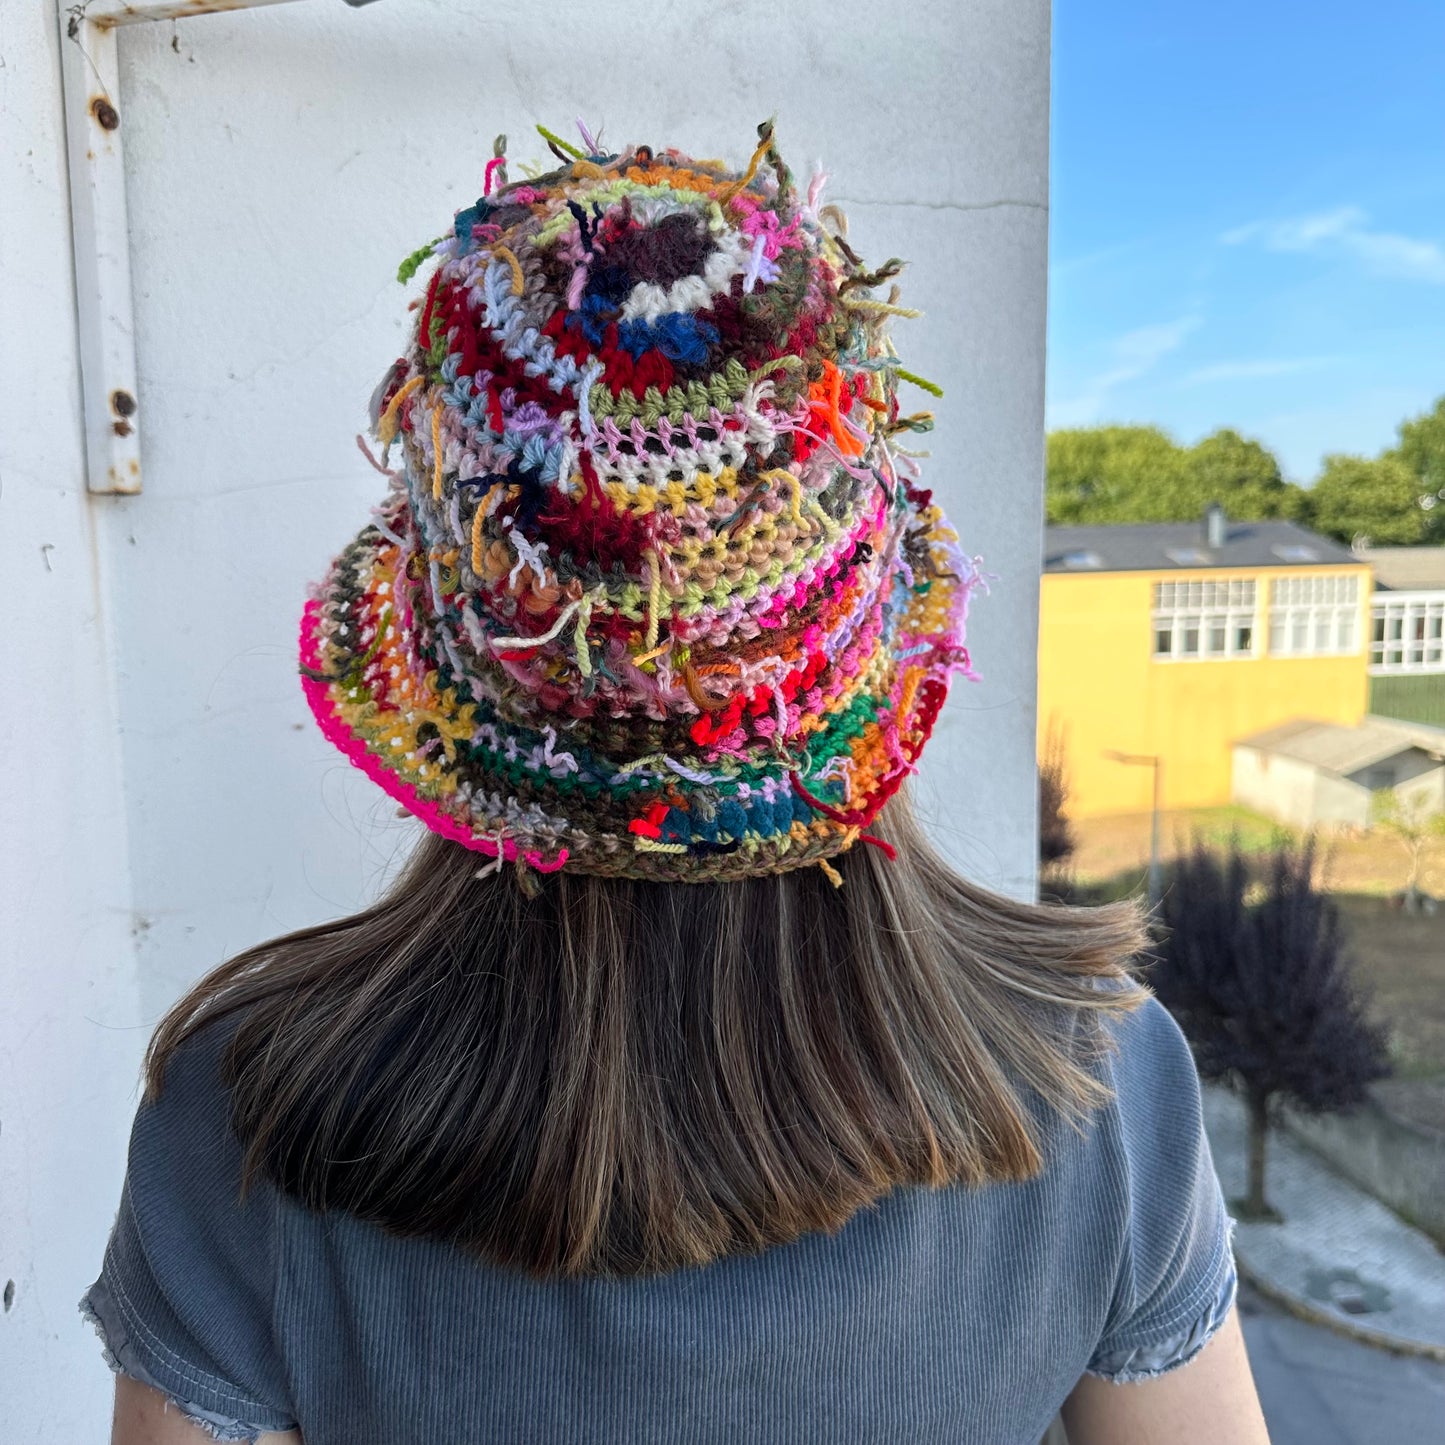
<box><xmin>1048</xmin><ymin>1</ymin><xmax>1445</xmax><ymax>482</ymax></box>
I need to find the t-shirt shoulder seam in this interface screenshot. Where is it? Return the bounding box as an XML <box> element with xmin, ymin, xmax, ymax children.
<box><xmin>1100</xmin><ymin>1216</ymin><xmax>1236</xmax><ymax>1348</ymax></box>
<box><xmin>104</xmin><ymin>1234</ymin><xmax>283</xmax><ymax>1414</ymax></box>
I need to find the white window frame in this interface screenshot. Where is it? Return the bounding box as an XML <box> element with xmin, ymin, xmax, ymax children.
<box><xmin>1267</xmin><ymin>572</ymin><xmax>1361</xmax><ymax>657</ymax></box>
<box><xmin>1151</xmin><ymin>577</ymin><xmax>1258</xmax><ymax>662</ymax></box>
<box><xmin>1370</xmin><ymin>590</ymin><xmax>1445</xmax><ymax>674</ymax></box>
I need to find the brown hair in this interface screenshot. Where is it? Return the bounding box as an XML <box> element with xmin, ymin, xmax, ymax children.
<box><xmin>147</xmin><ymin>791</ymin><xmax>1149</xmax><ymax>1278</ymax></box>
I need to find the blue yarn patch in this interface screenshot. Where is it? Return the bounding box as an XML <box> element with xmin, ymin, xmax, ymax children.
<box><xmin>618</xmin><ymin>313</ymin><xmax>719</xmax><ymax>364</ymax></box>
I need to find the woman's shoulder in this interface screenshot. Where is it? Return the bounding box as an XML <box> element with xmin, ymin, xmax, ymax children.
<box><xmin>120</xmin><ymin>1011</ymin><xmax>277</xmax><ymax>1270</ymax></box>
<box><xmin>1074</xmin><ymin>991</ymin><xmax>1237</xmax><ymax>1382</ymax></box>
<box><xmin>1092</xmin><ymin>990</ymin><xmax>1209</xmax><ymax>1151</ymax></box>
<box><xmin>136</xmin><ymin>1012</ymin><xmax>251</xmax><ymax>1165</ymax></box>
<box><xmin>83</xmin><ymin>1011</ymin><xmax>299</xmax><ymax>1435</ymax></box>
<box><xmin>1098</xmin><ymin>988</ymin><xmax>1199</xmax><ymax>1082</ymax></box>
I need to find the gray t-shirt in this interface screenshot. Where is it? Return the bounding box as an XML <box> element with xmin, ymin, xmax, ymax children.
<box><xmin>82</xmin><ymin>996</ymin><xmax>1235</xmax><ymax>1445</ymax></box>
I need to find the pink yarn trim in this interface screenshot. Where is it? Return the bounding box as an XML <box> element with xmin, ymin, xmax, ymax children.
<box><xmin>298</xmin><ymin>598</ymin><xmax>569</xmax><ymax>872</ymax></box>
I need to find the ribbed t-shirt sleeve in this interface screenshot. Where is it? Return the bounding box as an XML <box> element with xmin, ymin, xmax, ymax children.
<box><xmin>80</xmin><ymin>1020</ymin><xmax>298</xmax><ymax>1441</ymax></box>
<box><xmin>1086</xmin><ymin>996</ymin><xmax>1237</xmax><ymax>1383</ymax></box>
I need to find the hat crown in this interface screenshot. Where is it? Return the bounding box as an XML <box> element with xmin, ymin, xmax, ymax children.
<box><xmin>304</xmin><ymin>130</ymin><xmax>983</xmax><ymax>880</ymax></box>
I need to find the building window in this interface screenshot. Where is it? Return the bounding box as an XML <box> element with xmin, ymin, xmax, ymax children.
<box><xmin>1268</xmin><ymin>573</ymin><xmax>1360</xmax><ymax>656</ymax></box>
<box><xmin>1151</xmin><ymin>578</ymin><xmax>1256</xmax><ymax>660</ymax></box>
<box><xmin>1371</xmin><ymin>593</ymin><xmax>1445</xmax><ymax>673</ymax></box>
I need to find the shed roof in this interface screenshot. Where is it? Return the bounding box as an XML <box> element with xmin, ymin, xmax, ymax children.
<box><xmin>1356</xmin><ymin>545</ymin><xmax>1445</xmax><ymax>591</ymax></box>
<box><xmin>1043</xmin><ymin>519</ymin><xmax>1360</xmax><ymax>574</ymax></box>
<box><xmin>1233</xmin><ymin>715</ymin><xmax>1445</xmax><ymax>775</ymax></box>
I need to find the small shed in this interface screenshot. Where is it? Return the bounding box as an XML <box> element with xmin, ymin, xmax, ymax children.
<box><xmin>1232</xmin><ymin>715</ymin><xmax>1445</xmax><ymax>829</ymax></box>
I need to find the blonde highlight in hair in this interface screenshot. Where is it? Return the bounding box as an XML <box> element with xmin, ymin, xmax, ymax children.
<box><xmin>147</xmin><ymin>790</ymin><xmax>1149</xmax><ymax>1278</ymax></box>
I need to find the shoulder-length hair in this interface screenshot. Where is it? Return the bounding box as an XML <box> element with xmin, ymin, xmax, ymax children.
<box><xmin>147</xmin><ymin>790</ymin><xmax>1149</xmax><ymax>1278</ymax></box>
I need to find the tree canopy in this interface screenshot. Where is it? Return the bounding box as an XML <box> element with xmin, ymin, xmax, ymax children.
<box><xmin>1307</xmin><ymin>452</ymin><xmax>1444</xmax><ymax>547</ymax></box>
<box><xmin>1047</xmin><ymin>393</ymin><xmax>1445</xmax><ymax>547</ymax></box>
<box><xmin>1046</xmin><ymin>425</ymin><xmax>1303</xmax><ymax>525</ymax></box>
<box><xmin>1395</xmin><ymin>396</ymin><xmax>1445</xmax><ymax>501</ymax></box>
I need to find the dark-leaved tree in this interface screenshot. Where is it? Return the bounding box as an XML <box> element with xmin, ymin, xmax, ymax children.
<box><xmin>1149</xmin><ymin>834</ymin><xmax>1390</xmax><ymax>1220</ymax></box>
<box><xmin>1039</xmin><ymin>722</ymin><xmax>1075</xmax><ymax>873</ymax></box>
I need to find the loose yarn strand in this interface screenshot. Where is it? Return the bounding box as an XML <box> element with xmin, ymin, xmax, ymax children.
<box><xmin>431</xmin><ymin>406</ymin><xmax>445</xmax><ymax>501</ymax></box>
<box><xmin>304</xmin><ymin>122</ymin><xmax>984</xmax><ymax>882</ymax></box>
<box><xmin>490</xmin><ymin>597</ymin><xmax>583</xmax><ymax>654</ymax></box>
<box><xmin>376</xmin><ymin>374</ymin><xmax>425</xmax><ymax>446</ymax></box>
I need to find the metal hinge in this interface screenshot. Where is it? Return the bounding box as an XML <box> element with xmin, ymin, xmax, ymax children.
<box><xmin>57</xmin><ymin>0</ymin><xmax>383</xmax><ymax>494</ymax></box>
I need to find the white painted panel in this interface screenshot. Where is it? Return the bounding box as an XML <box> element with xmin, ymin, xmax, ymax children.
<box><xmin>108</xmin><ymin>0</ymin><xmax>1051</xmax><ymax>1020</ymax></box>
<box><xmin>1</xmin><ymin>7</ymin><xmax>143</xmax><ymax>1440</ymax></box>
<box><xmin>5</xmin><ymin>2</ymin><xmax>1049</xmax><ymax>1435</ymax></box>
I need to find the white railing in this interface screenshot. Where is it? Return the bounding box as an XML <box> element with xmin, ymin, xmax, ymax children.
<box><xmin>1370</xmin><ymin>589</ymin><xmax>1445</xmax><ymax>674</ymax></box>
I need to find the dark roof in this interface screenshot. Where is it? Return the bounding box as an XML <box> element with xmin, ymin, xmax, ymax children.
<box><xmin>1042</xmin><ymin>519</ymin><xmax>1361</xmax><ymax>574</ymax></box>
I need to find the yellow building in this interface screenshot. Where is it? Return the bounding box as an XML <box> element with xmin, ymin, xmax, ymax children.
<box><xmin>1038</xmin><ymin>507</ymin><xmax>1373</xmax><ymax>818</ymax></box>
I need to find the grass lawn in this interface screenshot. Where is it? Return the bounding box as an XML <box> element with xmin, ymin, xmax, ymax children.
<box><xmin>1058</xmin><ymin>806</ymin><xmax>1445</xmax><ymax>1133</ymax></box>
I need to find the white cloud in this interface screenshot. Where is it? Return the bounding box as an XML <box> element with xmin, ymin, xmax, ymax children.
<box><xmin>1048</xmin><ymin>316</ymin><xmax>1201</xmax><ymax>426</ymax></box>
<box><xmin>1180</xmin><ymin>356</ymin><xmax>1341</xmax><ymax>386</ymax></box>
<box><xmin>1222</xmin><ymin>206</ymin><xmax>1445</xmax><ymax>284</ymax></box>
<box><xmin>1049</xmin><ymin>239</ymin><xmax>1147</xmax><ymax>280</ymax></box>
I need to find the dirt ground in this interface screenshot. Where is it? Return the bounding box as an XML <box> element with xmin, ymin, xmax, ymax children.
<box><xmin>1056</xmin><ymin>806</ymin><xmax>1445</xmax><ymax>1132</ymax></box>
<box><xmin>1064</xmin><ymin>803</ymin><xmax>1445</xmax><ymax>899</ymax></box>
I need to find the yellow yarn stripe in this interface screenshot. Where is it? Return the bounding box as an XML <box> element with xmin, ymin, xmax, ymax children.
<box><xmin>471</xmin><ymin>503</ymin><xmax>485</xmax><ymax>577</ymax></box>
<box><xmin>431</xmin><ymin>407</ymin><xmax>444</xmax><ymax>501</ymax></box>
<box><xmin>376</xmin><ymin>374</ymin><xmax>424</xmax><ymax>446</ymax></box>
<box><xmin>491</xmin><ymin>244</ymin><xmax>526</xmax><ymax>297</ymax></box>
<box><xmin>574</xmin><ymin>593</ymin><xmax>594</xmax><ymax>678</ymax></box>
<box><xmin>644</xmin><ymin>550</ymin><xmax>663</xmax><ymax>649</ymax></box>
<box><xmin>718</xmin><ymin>132</ymin><xmax>772</xmax><ymax>201</ymax></box>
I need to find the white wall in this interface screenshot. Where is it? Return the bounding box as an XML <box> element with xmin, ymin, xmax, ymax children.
<box><xmin>1232</xmin><ymin>747</ymin><xmax>1323</xmax><ymax>829</ymax></box>
<box><xmin>3</xmin><ymin>1</ymin><xmax>1050</xmax><ymax>1436</ymax></box>
<box><xmin>0</xmin><ymin>6</ymin><xmax>144</xmax><ymax>1438</ymax></box>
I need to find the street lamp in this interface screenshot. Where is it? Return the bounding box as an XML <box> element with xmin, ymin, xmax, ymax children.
<box><xmin>1102</xmin><ymin>749</ymin><xmax>1164</xmax><ymax>908</ymax></box>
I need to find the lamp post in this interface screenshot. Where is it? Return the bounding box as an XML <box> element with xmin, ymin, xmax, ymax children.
<box><xmin>1102</xmin><ymin>749</ymin><xmax>1164</xmax><ymax>908</ymax></box>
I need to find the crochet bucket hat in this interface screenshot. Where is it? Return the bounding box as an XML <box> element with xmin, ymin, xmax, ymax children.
<box><xmin>301</xmin><ymin>123</ymin><xmax>987</xmax><ymax>883</ymax></box>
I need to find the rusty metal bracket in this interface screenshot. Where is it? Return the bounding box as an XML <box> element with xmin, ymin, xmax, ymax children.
<box><xmin>57</xmin><ymin>0</ymin><xmax>382</xmax><ymax>495</ymax></box>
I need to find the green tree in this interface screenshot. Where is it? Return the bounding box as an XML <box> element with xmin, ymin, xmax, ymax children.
<box><xmin>1369</xmin><ymin>786</ymin><xmax>1445</xmax><ymax>913</ymax></box>
<box><xmin>1046</xmin><ymin>426</ymin><xmax>1190</xmax><ymax>523</ymax></box>
<box><xmin>1046</xmin><ymin>425</ymin><xmax>1307</xmax><ymax>525</ymax></box>
<box><xmin>1394</xmin><ymin>395</ymin><xmax>1445</xmax><ymax>500</ymax></box>
<box><xmin>1307</xmin><ymin>452</ymin><xmax>1444</xmax><ymax>546</ymax></box>
<box><xmin>1184</xmin><ymin>428</ymin><xmax>1302</xmax><ymax>521</ymax></box>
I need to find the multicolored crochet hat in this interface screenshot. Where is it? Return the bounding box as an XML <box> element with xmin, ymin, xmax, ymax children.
<box><xmin>301</xmin><ymin>122</ymin><xmax>987</xmax><ymax>883</ymax></box>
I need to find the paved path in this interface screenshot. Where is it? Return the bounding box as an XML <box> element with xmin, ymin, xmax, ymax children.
<box><xmin>1239</xmin><ymin>1282</ymin><xmax>1445</xmax><ymax>1445</ymax></box>
<box><xmin>1203</xmin><ymin>1085</ymin><xmax>1445</xmax><ymax>1358</ymax></box>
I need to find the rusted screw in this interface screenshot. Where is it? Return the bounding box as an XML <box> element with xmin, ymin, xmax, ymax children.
<box><xmin>110</xmin><ymin>389</ymin><xmax>136</xmax><ymax>418</ymax></box>
<box><xmin>90</xmin><ymin>96</ymin><xmax>120</xmax><ymax>131</ymax></box>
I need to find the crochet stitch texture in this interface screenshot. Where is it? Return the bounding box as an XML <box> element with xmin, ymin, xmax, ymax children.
<box><xmin>302</xmin><ymin>124</ymin><xmax>988</xmax><ymax>882</ymax></box>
